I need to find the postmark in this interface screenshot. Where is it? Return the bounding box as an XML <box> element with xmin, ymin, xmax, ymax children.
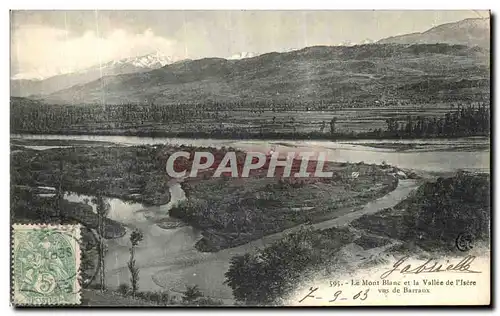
<box><xmin>12</xmin><ymin>224</ymin><xmax>81</xmax><ymax>306</ymax></box>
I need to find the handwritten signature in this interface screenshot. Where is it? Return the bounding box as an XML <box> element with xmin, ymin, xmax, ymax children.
<box><xmin>379</xmin><ymin>255</ymin><xmax>480</xmax><ymax>279</ymax></box>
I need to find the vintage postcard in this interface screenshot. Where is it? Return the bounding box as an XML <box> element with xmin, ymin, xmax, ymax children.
<box><xmin>10</xmin><ymin>10</ymin><xmax>490</xmax><ymax>307</ymax></box>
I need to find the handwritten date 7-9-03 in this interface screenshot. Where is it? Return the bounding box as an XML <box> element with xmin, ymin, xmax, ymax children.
<box><xmin>298</xmin><ymin>287</ymin><xmax>370</xmax><ymax>303</ymax></box>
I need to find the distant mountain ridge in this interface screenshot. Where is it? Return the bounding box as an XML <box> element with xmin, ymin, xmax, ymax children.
<box><xmin>11</xmin><ymin>52</ymin><xmax>177</xmax><ymax>97</ymax></box>
<box><xmin>12</xmin><ymin>17</ymin><xmax>490</xmax><ymax>101</ymax></box>
<box><xmin>40</xmin><ymin>43</ymin><xmax>489</xmax><ymax>105</ymax></box>
<box><xmin>377</xmin><ymin>18</ymin><xmax>490</xmax><ymax>48</ymax></box>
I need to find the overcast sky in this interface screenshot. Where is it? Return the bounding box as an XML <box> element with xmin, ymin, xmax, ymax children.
<box><xmin>11</xmin><ymin>10</ymin><xmax>489</xmax><ymax>79</ymax></box>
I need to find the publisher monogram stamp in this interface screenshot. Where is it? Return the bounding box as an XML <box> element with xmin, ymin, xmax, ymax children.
<box><xmin>12</xmin><ymin>224</ymin><xmax>81</xmax><ymax>306</ymax></box>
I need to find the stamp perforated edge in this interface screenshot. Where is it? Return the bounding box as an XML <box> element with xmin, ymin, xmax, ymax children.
<box><xmin>11</xmin><ymin>224</ymin><xmax>82</xmax><ymax>306</ymax></box>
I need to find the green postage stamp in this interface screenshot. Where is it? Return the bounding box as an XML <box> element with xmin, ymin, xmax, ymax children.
<box><xmin>11</xmin><ymin>224</ymin><xmax>81</xmax><ymax>306</ymax></box>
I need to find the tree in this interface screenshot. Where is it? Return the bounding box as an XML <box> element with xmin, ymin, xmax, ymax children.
<box><xmin>404</xmin><ymin>115</ymin><xmax>413</xmax><ymax>136</ymax></box>
<box><xmin>128</xmin><ymin>228</ymin><xmax>144</xmax><ymax>297</ymax></box>
<box><xmin>92</xmin><ymin>195</ymin><xmax>110</xmax><ymax>292</ymax></box>
<box><xmin>224</xmin><ymin>227</ymin><xmax>317</xmax><ymax>305</ymax></box>
<box><xmin>320</xmin><ymin>121</ymin><xmax>326</xmax><ymax>133</ymax></box>
<box><xmin>52</xmin><ymin>160</ymin><xmax>66</xmax><ymax>222</ymax></box>
<box><xmin>118</xmin><ymin>283</ymin><xmax>129</xmax><ymax>296</ymax></box>
<box><xmin>182</xmin><ymin>285</ymin><xmax>203</xmax><ymax>303</ymax></box>
<box><xmin>329</xmin><ymin>117</ymin><xmax>337</xmax><ymax>135</ymax></box>
<box><xmin>224</xmin><ymin>253</ymin><xmax>261</xmax><ymax>304</ymax></box>
<box><xmin>385</xmin><ymin>118</ymin><xmax>397</xmax><ymax>135</ymax></box>
<box><xmin>80</xmin><ymin>227</ymin><xmax>99</xmax><ymax>287</ymax></box>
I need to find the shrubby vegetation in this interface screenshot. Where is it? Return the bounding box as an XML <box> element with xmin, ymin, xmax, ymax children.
<box><xmin>116</xmin><ymin>283</ymin><xmax>223</xmax><ymax>306</ymax></box>
<box><xmin>224</xmin><ymin>172</ymin><xmax>490</xmax><ymax>305</ymax></box>
<box><xmin>11</xmin><ymin>143</ymin><xmax>249</xmax><ymax>205</ymax></box>
<box><xmin>11</xmin><ymin>145</ymin><xmax>172</xmax><ymax>205</ymax></box>
<box><xmin>352</xmin><ymin>172</ymin><xmax>490</xmax><ymax>252</ymax></box>
<box><xmin>170</xmin><ymin>162</ymin><xmax>398</xmax><ymax>252</ymax></box>
<box><xmin>224</xmin><ymin>226</ymin><xmax>356</xmax><ymax>305</ymax></box>
<box><xmin>380</xmin><ymin>103</ymin><xmax>490</xmax><ymax>138</ymax></box>
<box><xmin>10</xmin><ymin>185</ymin><xmax>124</xmax><ymax>237</ymax></box>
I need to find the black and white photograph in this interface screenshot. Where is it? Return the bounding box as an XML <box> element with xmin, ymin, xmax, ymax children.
<box><xmin>9</xmin><ymin>10</ymin><xmax>491</xmax><ymax>307</ymax></box>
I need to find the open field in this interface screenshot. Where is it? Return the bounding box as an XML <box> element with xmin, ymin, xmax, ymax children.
<box><xmin>11</xmin><ymin>102</ymin><xmax>483</xmax><ymax>137</ymax></box>
<box><xmin>83</xmin><ymin>105</ymin><xmax>457</xmax><ymax>135</ymax></box>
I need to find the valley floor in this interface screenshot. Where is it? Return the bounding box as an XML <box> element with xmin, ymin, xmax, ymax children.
<box><xmin>10</xmin><ymin>137</ymin><xmax>490</xmax><ymax>306</ymax></box>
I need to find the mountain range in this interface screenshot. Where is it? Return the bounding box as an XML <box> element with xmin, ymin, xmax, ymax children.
<box><xmin>377</xmin><ymin>18</ymin><xmax>490</xmax><ymax>48</ymax></box>
<box><xmin>11</xmin><ymin>17</ymin><xmax>490</xmax><ymax>103</ymax></box>
<box><xmin>41</xmin><ymin>43</ymin><xmax>489</xmax><ymax>105</ymax></box>
<box><xmin>11</xmin><ymin>52</ymin><xmax>175</xmax><ymax>97</ymax></box>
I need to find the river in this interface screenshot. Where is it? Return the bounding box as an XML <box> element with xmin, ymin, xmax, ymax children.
<box><xmin>12</xmin><ymin>134</ymin><xmax>490</xmax><ymax>172</ymax></box>
<box><xmin>12</xmin><ymin>134</ymin><xmax>490</xmax><ymax>302</ymax></box>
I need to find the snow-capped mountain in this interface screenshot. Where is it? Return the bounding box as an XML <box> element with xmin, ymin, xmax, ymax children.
<box><xmin>228</xmin><ymin>49</ymin><xmax>299</xmax><ymax>59</ymax></box>
<box><xmin>360</xmin><ymin>38</ymin><xmax>374</xmax><ymax>45</ymax></box>
<box><xmin>278</xmin><ymin>47</ymin><xmax>299</xmax><ymax>53</ymax></box>
<box><xmin>11</xmin><ymin>52</ymin><xmax>176</xmax><ymax>97</ymax></box>
<box><xmin>106</xmin><ymin>51</ymin><xmax>173</xmax><ymax>69</ymax></box>
<box><xmin>227</xmin><ymin>52</ymin><xmax>259</xmax><ymax>60</ymax></box>
<box><xmin>337</xmin><ymin>40</ymin><xmax>355</xmax><ymax>47</ymax></box>
<box><xmin>74</xmin><ymin>51</ymin><xmax>175</xmax><ymax>76</ymax></box>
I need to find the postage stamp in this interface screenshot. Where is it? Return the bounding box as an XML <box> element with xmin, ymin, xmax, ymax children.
<box><xmin>11</xmin><ymin>224</ymin><xmax>81</xmax><ymax>306</ymax></box>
